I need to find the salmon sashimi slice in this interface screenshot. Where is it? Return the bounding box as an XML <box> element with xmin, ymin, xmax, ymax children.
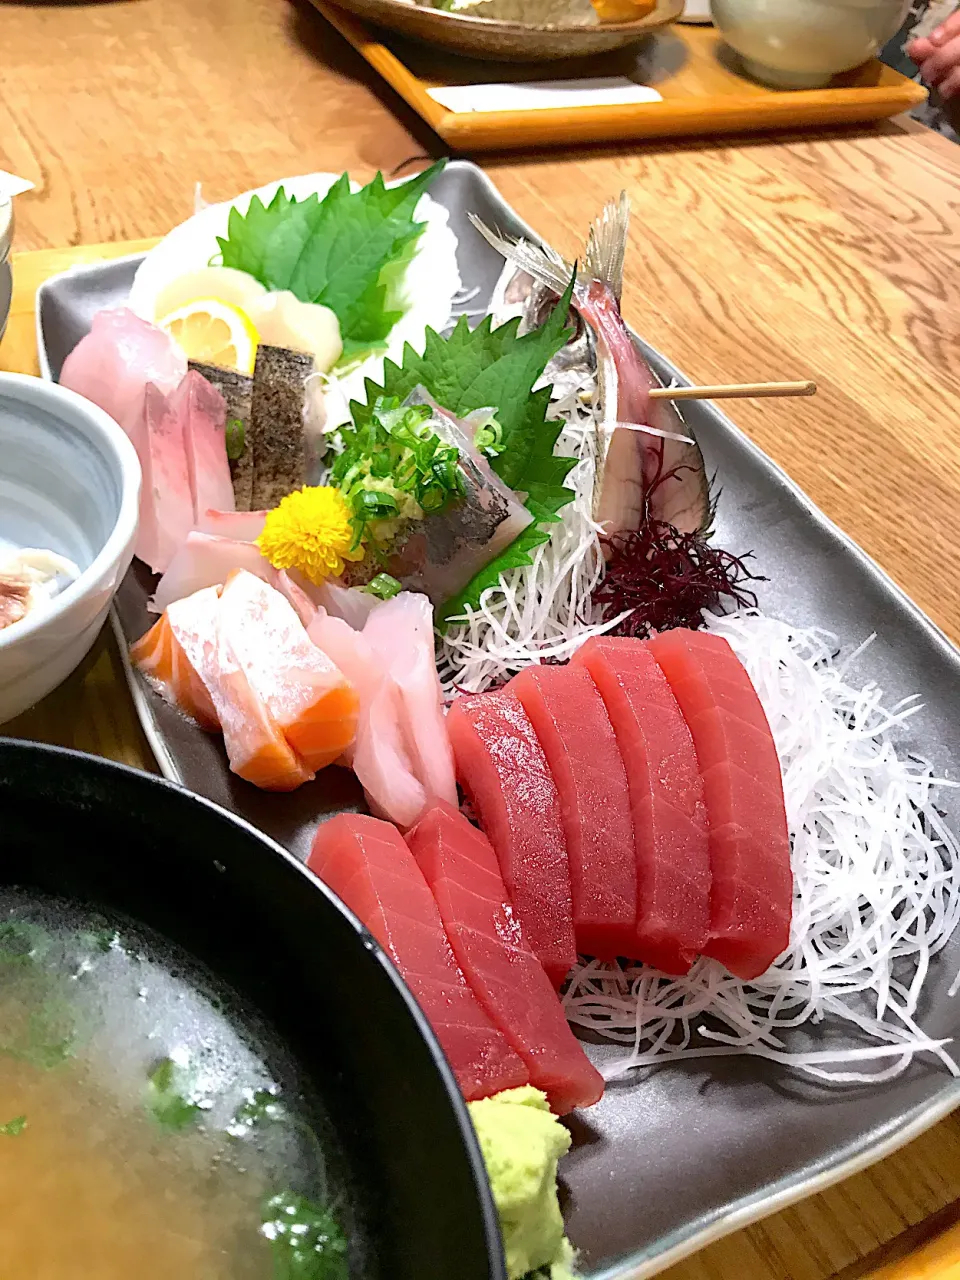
<box><xmin>363</xmin><ymin>594</ymin><xmax>457</xmax><ymax>809</ymax></box>
<box><xmin>308</xmin><ymin>813</ymin><xmax>529</xmax><ymax>1101</ymax></box>
<box><xmin>218</xmin><ymin>570</ymin><xmax>359</xmax><ymax>772</ymax></box>
<box><xmin>130</xmin><ymin>612</ymin><xmax>219</xmax><ymax>731</ymax></box>
<box><xmin>508</xmin><ymin>664</ymin><xmax>636</xmax><ymax>961</ymax></box>
<box><xmin>189</xmin><ymin>584</ymin><xmax>314</xmax><ymax>791</ymax></box>
<box><xmin>446</xmin><ymin>691</ymin><xmax>576</xmax><ymax>988</ymax></box>
<box><xmin>572</xmin><ymin>636</ymin><xmax>710</xmax><ymax>975</ymax></box>
<box><xmin>407</xmin><ymin>801</ymin><xmax>604</xmax><ymax>1114</ymax></box>
<box><xmin>645</xmin><ymin>629</ymin><xmax>793</xmax><ymax>981</ymax></box>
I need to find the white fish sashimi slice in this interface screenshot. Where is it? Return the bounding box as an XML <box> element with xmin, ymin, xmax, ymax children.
<box><xmin>197</xmin><ymin>509</ymin><xmax>268</xmax><ymax>542</ymax></box>
<box><xmin>274</xmin><ymin>570</ymin><xmax>319</xmax><ymax>628</ymax></box>
<box><xmin>363</xmin><ymin>593</ymin><xmax>457</xmax><ymax>808</ymax></box>
<box><xmin>169</xmin><ymin>370</ymin><xmax>236</xmax><ymax>519</ymax></box>
<box><xmin>150</xmin><ymin>532</ymin><xmax>273</xmax><ymax>613</ymax></box>
<box><xmin>306</xmin><ymin>610</ymin><xmax>425</xmax><ymax>823</ymax></box>
<box><xmin>354</xmin><ymin>678</ymin><xmax>427</xmax><ymax>829</ymax></box>
<box><xmin>59</xmin><ymin>308</ymin><xmax>187</xmax><ymax>445</ymax></box>
<box><xmin>316</xmin><ymin>580</ymin><xmax>383</xmax><ymax>630</ymax></box>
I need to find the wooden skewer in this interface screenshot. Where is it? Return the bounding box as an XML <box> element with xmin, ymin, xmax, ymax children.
<box><xmin>649</xmin><ymin>380</ymin><xmax>817</xmax><ymax>402</ymax></box>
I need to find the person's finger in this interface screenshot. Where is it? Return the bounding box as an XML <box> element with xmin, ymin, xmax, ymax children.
<box><xmin>908</xmin><ymin>35</ymin><xmax>934</xmax><ymax>62</ymax></box>
<box><xmin>938</xmin><ymin>64</ymin><xmax>960</xmax><ymax>99</ymax></box>
<box><xmin>931</xmin><ymin>9</ymin><xmax>960</xmax><ymax>45</ymax></box>
<box><xmin>913</xmin><ymin>31</ymin><xmax>960</xmax><ymax>85</ymax></box>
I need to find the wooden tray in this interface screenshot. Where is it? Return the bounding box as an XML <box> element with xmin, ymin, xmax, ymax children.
<box><xmin>313</xmin><ymin>5</ymin><xmax>928</xmax><ymax>150</ymax></box>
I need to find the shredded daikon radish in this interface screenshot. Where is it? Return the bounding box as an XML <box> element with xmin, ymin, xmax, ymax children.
<box><xmin>565</xmin><ymin>610</ymin><xmax>960</xmax><ymax>1083</ymax></box>
<box><xmin>438</xmin><ymin>367</ymin><xmax>630</xmax><ymax>695</ymax></box>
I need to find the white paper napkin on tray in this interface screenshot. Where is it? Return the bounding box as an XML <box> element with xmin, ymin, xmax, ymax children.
<box><xmin>427</xmin><ymin>78</ymin><xmax>662</xmax><ymax>112</ymax></box>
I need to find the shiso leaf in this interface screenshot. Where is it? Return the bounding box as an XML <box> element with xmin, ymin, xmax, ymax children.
<box><xmin>352</xmin><ymin>273</ymin><xmax>577</xmax><ymax>628</ymax></box>
<box><xmin>216</xmin><ymin>162</ymin><xmax>446</xmax><ymax>361</ymax></box>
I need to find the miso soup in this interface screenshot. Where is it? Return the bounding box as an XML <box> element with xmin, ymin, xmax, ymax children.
<box><xmin>0</xmin><ymin>892</ymin><xmax>352</xmax><ymax>1278</ymax></box>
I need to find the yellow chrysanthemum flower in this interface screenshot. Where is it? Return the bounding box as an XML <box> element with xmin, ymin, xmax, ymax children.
<box><xmin>257</xmin><ymin>486</ymin><xmax>363</xmax><ymax>585</ymax></box>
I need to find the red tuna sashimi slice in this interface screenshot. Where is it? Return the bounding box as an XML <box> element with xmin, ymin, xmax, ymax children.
<box><xmin>218</xmin><ymin>570</ymin><xmax>358</xmax><ymax>772</ymax></box>
<box><xmin>572</xmin><ymin>636</ymin><xmax>710</xmax><ymax>974</ymax></box>
<box><xmin>645</xmin><ymin>629</ymin><xmax>793</xmax><ymax>980</ymax></box>
<box><xmin>308</xmin><ymin>813</ymin><xmax>529</xmax><ymax>1101</ymax></box>
<box><xmin>508</xmin><ymin>664</ymin><xmax>636</xmax><ymax>960</ymax></box>
<box><xmin>446</xmin><ymin>691</ymin><xmax>576</xmax><ymax>988</ymax></box>
<box><xmin>407</xmin><ymin>802</ymin><xmax>604</xmax><ymax>1114</ymax></box>
<box><xmin>168</xmin><ymin>371</ymin><xmax>235</xmax><ymax>519</ymax></box>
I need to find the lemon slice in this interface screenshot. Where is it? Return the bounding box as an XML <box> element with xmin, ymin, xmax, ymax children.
<box><xmin>158</xmin><ymin>298</ymin><xmax>259</xmax><ymax>375</ymax></box>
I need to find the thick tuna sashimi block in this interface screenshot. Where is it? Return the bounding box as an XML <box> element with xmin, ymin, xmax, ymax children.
<box><xmin>508</xmin><ymin>664</ymin><xmax>636</xmax><ymax>961</ymax></box>
<box><xmin>407</xmin><ymin>802</ymin><xmax>604</xmax><ymax>1114</ymax></box>
<box><xmin>573</xmin><ymin>636</ymin><xmax>710</xmax><ymax>975</ymax></box>
<box><xmin>168</xmin><ymin>370</ymin><xmax>235</xmax><ymax>520</ymax></box>
<box><xmin>645</xmin><ymin>629</ymin><xmax>793</xmax><ymax>981</ymax></box>
<box><xmin>218</xmin><ymin>570</ymin><xmax>358</xmax><ymax>772</ymax></box>
<box><xmin>308</xmin><ymin>813</ymin><xmax>529</xmax><ymax>1101</ymax></box>
<box><xmin>446</xmin><ymin>691</ymin><xmax>576</xmax><ymax>988</ymax></box>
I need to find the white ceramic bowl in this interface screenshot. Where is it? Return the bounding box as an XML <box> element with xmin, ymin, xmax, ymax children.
<box><xmin>0</xmin><ymin>201</ymin><xmax>12</xmax><ymax>343</ymax></box>
<box><xmin>710</xmin><ymin>0</ymin><xmax>911</xmax><ymax>88</ymax></box>
<box><xmin>0</xmin><ymin>373</ymin><xmax>140</xmax><ymax>723</ymax></box>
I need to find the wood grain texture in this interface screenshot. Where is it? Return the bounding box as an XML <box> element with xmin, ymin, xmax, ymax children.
<box><xmin>310</xmin><ymin>12</ymin><xmax>926</xmax><ymax>150</ymax></box>
<box><xmin>4</xmin><ymin>2</ymin><xmax>960</xmax><ymax>1277</ymax></box>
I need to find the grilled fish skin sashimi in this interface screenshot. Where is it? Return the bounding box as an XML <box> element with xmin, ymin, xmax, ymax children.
<box><xmin>407</xmin><ymin>801</ymin><xmax>604</xmax><ymax>1114</ymax></box>
<box><xmin>471</xmin><ymin>199</ymin><xmax>710</xmax><ymax>539</ymax></box>
<box><xmin>308</xmin><ymin>813</ymin><xmax>529</xmax><ymax>1102</ymax></box>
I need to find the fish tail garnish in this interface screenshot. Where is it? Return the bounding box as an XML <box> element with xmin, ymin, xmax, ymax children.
<box><xmin>468</xmin><ymin>214</ymin><xmax>573</xmax><ymax>298</ymax></box>
<box><xmin>583</xmin><ymin>192</ymin><xmax>629</xmax><ymax>302</ymax></box>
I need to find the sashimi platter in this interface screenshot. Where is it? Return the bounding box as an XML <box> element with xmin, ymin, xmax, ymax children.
<box><xmin>39</xmin><ymin>159</ymin><xmax>960</xmax><ymax>1278</ymax></box>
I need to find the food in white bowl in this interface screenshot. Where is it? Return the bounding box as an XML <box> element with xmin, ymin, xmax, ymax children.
<box><xmin>711</xmin><ymin>0</ymin><xmax>911</xmax><ymax>88</ymax></box>
<box><xmin>0</xmin><ymin>373</ymin><xmax>140</xmax><ymax>722</ymax></box>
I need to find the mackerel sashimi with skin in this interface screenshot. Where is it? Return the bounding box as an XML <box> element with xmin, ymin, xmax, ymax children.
<box><xmin>645</xmin><ymin>629</ymin><xmax>793</xmax><ymax>980</ymax></box>
<box><xmin>572</xmin><ymin>635</ymin><xmax>711</xmax><ymax>974</ymax></box>
<box><xmin>446</xmin><ymin>690</ymin><xmax>577</xmax><ymax>988</ymax></box>
<box><xmin>407</xmin><ymin>801</ymin><xmax>604</xmax><ymax>1115</ymax></box>
<box><xmin>307</xmin><ymin>812</ymin><xmax>529</xmax><ymax>1101</ymax></box>
<box><xmin>507</xmin><ymin>663</ymin><xmax>636</xmax><ymax>960</ymax></box>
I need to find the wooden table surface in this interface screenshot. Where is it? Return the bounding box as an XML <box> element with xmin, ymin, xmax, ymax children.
<box><xmin>5</xmin><ymin>1</ymin><xmax>960</xmax><ymax>1277</ymax></box>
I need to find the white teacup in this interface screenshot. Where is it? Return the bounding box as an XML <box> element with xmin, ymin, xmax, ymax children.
<box><xmin>711</xmin><ymin>0</ymin><xmax>912</xmax><ymax>88</ymax></box>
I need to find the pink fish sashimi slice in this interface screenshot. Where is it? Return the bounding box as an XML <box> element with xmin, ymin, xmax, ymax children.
<box><xmin>645</xmin><ymin>629</ymin><xmax>793</xmax><ymax>981</ymax></box>
<box><xmin>572</xmin><ymin>636</ymin><xmax>710</xmax><ymax>975</ymax></box>
<box><xmin>197</xmin><ymin>509</ymin><xmax>267</xmax><ymax>542</ymax></box>
<box><xmin>273</xmin><ymin>570</ymin><xmax>319</xmax><ymax>628</ymax></box>
<box><xmin>166</xmin><ymin>585</ymin><xmax>313</xmax><ymax>791</ymax></box>
<box><xmin>59</xmin><ymin>308</ymin><xmax>186</xmax><ymax>452</ymax></box>
<box><xmin>363</xmin><ymin>594</ymin><xmax>457</xmax><ymax>809</ymax></box>
<box><xmin>218</xmin><ymin>570</ymin><xmax>358</xmax><ymax>772</ymax></box>
<box><xmin>308</xmin><ymin>813</ymin><xmax>529</xmax><ymax>1102</ymax></box>
<box><xmin>407</xmin><ymin>802</ymin><xmax>604</xmax><ymax>1115</ymax></box>
<box><xmin>446</xmin><ymin>691</ymin><xmax>576</xmax><ymax>989</ymax></box>
<box><xmin>168</xmin><ymin>371</ymin><xmax>235</xmax><ymax>519</ymax></box>
<box><xmin>137</xmin><ymin>384</ymin><xmax>196</xmax><ymax>574</ymax></box>
<box><xmin>508</xmin><ymin>664</ymin><xmax>636</xmax><ymax>961</ymax></box>
<box><xmin>150</xmin><ymin>532</ymin><xmax>274</xmax><ymax>613</ymax></box>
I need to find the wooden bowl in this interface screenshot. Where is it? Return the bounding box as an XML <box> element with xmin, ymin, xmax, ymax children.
<box><xmin>315</xmin><ymin>0</ymin><xmax>683</xmax><ymax>61</ymax></box>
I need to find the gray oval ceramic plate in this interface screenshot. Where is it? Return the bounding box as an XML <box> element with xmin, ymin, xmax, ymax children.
<box><xmin>37</xmin><ymin>159</ymin><xmax>960</xmax><ymax>1280</ymax></box>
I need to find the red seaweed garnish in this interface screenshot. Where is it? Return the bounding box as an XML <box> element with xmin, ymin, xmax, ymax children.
<box><xmin>592</xmin><ymin>438</ymin><xmax>762</xmax><ymax>638</ymax></box>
